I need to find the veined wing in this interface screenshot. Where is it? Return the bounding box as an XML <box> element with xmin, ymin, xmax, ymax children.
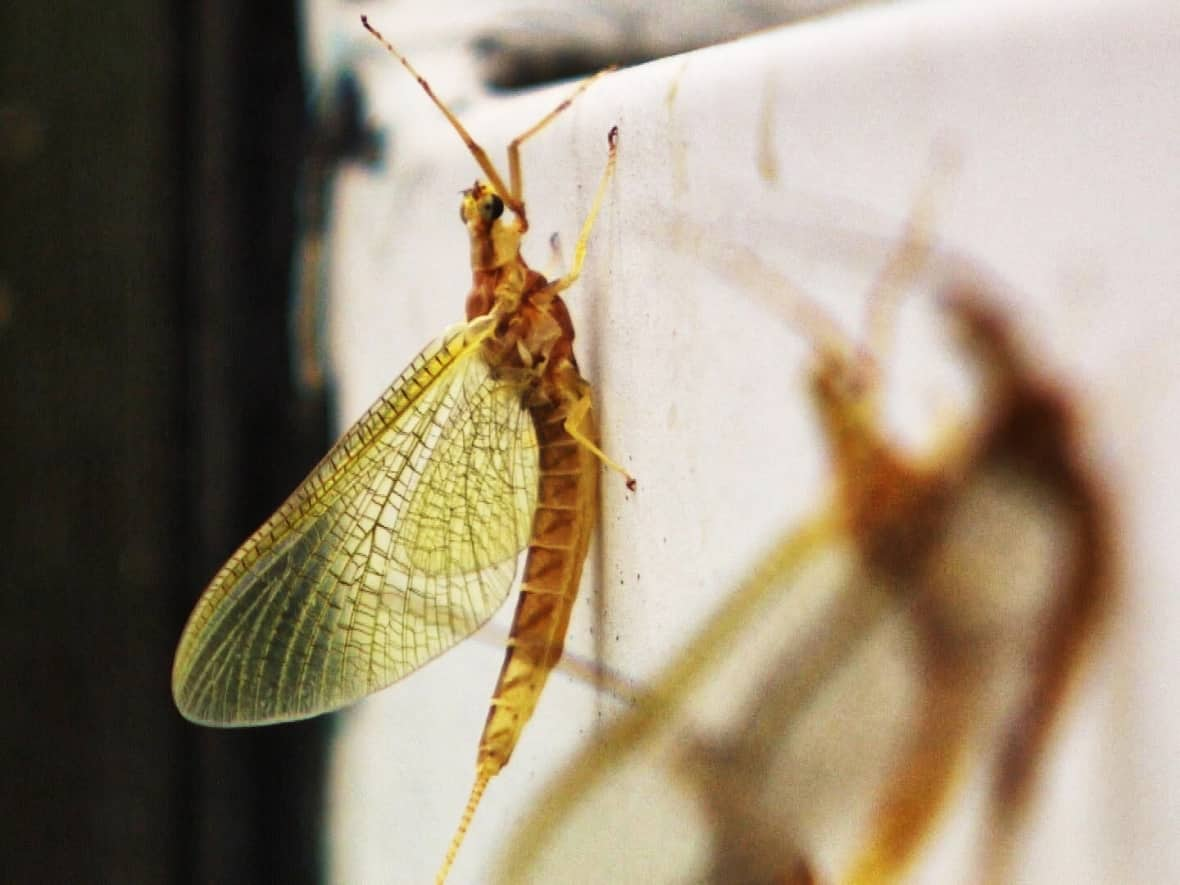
<box><xmin>173</xmin><ymin>319</ymin><xmax>539</xmax><ymax>726</ymax></box>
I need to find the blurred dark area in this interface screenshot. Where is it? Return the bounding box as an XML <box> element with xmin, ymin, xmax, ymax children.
<box><xmin>0</xmin><ymin>2</ymin><xmax>329</xmax><ymax>882</ymax></box>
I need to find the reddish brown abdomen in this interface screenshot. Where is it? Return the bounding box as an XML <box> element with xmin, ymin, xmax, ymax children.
<box><xmin>476</xmin><ymin>396</ymin><xmax>600</xmax><ymax>772</ymax></box>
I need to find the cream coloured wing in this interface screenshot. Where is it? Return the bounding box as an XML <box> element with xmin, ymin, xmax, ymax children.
<box><xmin>173</xmin><ymin>319</ymin><xmax>538</xmax><ymax>725</ymax></box>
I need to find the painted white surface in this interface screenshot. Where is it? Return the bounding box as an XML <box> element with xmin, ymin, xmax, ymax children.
<box><xmin>324</xmin><ymin>0</ymin><xmax>1179</xmax><ymax>882</ymax></box>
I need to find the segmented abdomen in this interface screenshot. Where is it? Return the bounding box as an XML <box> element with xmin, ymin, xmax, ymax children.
<box><xmin>476</xmin><ymin>395</ymin><xmax>600</xmax><ymax>771</ymax></box>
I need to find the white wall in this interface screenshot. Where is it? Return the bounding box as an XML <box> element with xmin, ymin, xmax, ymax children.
<box><xmin>319</xmin><ymin>1</ymin><xmax>1180</xmax><ymax>881</ymax></box>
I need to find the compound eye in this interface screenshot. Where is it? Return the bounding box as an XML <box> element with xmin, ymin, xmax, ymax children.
<box><xmin>481</xmin><ymin>193</ymin><xmax>505</xmax><ymax>222</ymax></box>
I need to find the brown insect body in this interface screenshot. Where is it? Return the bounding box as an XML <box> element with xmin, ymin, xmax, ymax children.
<box><xmin>433</xmin><ymin>116</ymin><xmax>621</xmax><ymax>884</ymax></box>
<box><xmin>457</xmin><ymin>179</ymin><xmax>602</xmax><ymax>777</ymax></box>
<box><xmin>481</xmin><ymin>398</ymin><xmax>600</xmax><ymax>766</ymax></box>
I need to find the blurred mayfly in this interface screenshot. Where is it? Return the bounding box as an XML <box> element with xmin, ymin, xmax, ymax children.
<box><xmin>498</xmin><ymin>210</ymin><xmax>1113</xmax><ymax>883</ymax></box>
<box><xmin>172</xmin><ymin>15</ymin><xmax>630</xmax><ymax>882</ymax></box>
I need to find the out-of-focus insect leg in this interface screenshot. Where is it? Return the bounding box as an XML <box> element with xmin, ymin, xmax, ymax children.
<box><xmin>959</xmin><ymin>293</ymin><xmax>1111</xmax><ymax>884</ymax></box>
<box><xmin>863</xmin><ymin>151</ymin><xmax>958</xmax><ymax>365</ymax></box>
<box><xmin>548</xmin><ymin>126</ymin><xmax>619</xmax><ymax>297</ymax></box>
<box><xmin>983</xmin><ymin>595</ymin><xmax>1098</xmax><ymax>883</ymax></box>
<box><xmin>844</xmin><ymin>650</ymin><xmax>975</xmax><ymax>885</ymax></box>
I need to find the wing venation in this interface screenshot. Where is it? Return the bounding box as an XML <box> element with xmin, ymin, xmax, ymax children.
<box><xmin>173</xmin><ymin>322</ymin><xmax>539</xmax><ymax>725</ymax></box>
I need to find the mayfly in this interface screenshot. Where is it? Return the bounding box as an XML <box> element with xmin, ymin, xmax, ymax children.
<box><xmin>172</xmin><ymin>15</ymin><xmax>631</xmax><ymax>882</ymax></box>
<box><xmin>498</xmin><ymin>210</ymin><xmax>1112</xmax><ymax>883</ymax></box>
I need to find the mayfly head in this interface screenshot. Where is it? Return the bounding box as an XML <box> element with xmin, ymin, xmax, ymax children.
<box><xmin>460</xmin><ymin>181</ymin><xmax>506</xmax><ymax>230</ymax></box>
<box><xmin>461</xmin><ymin>180</ymin><xmax>523</xmax><ymax>272</ymax></box>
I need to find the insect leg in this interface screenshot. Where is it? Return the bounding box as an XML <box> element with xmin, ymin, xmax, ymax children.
<box><xmin>562</xmin><ymin>388</ymin><xmax>635</xmax><ymax>489</ymax></box>
<box><xmin>863</xmin><ymin>151</ymin><xmax>958</xmax><ymax>363</ymax></box>
<box><xmin>843</xmin><ymin>654</ymin><xmax>975</xmax><ymax>884</ymax></box>
<box><xmin>547</xmin><ymin>126</ymin><xmax>619</xmax><ymax>297</ymax></box>
<box><xmin>955</xmin><ymin>293</ymin><xmax>1112</xmax><ymax>883</ymax></box>
<box><xmin>506</xmin><ymin>68</ymin><xmax>616</xmax><ymax>221</ymax></box>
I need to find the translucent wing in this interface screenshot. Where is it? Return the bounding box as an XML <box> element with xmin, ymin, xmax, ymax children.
<box><xmin>173</xmin><ymin>320</ymin><xmax>539</xmax><ymax>725</ymax></box>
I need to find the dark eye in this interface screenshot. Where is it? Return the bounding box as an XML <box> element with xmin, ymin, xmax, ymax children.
<box><xmin>481</xmin><ymin>193</ymin><xmax>504</xmax><ymax>222</ymax></box>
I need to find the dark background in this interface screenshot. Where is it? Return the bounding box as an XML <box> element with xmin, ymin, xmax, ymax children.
<box><xmin>1</xmin><ymin>2</ymin><xmax>329</xmax><ymax>881</ymax></box>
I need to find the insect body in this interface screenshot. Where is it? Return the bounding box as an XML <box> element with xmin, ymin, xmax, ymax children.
<box><xmin>173</xmin><ymin>15</ymin><xmax>626</xmax><ymax>882</ymax></box>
